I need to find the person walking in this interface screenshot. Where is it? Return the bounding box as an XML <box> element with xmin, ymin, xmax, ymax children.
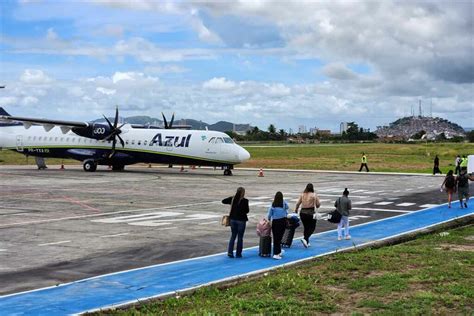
<box><xmin>454</xmin><ymin>155</ymin><xmax>462</xmax><ymax>175</ymax></box>
<box><xmin>433</xmin><ymin>155</ymin><xmax>442</xmax><ymax>175</ymax></box>
<box><xmin>456</xmin><ymin>169</ymin><xmax>470</xmax><ymax>208</ymax></box>
<box><xmin>295</xmin><ymin>183</ymin><xmax>321</xmax><ymax>248</ymax></box>
<box><xmin>267</xmin><ymin>191</ymin><xmax>289</xmax><ymax>260</ymax></box>
<box><xmin>359</xmin><ymin>152</ymin><xmax>369</xmax><ymax>172</ymax></box>
<box><xmin>335</xmin><ymin>188</ymin><xmax>352</xmax><ymax>240</ymax></box>
<box><xmin>441</xmin><ymin>170</ymin><xmax>456</xmax><ymax>208</ymax></box>
<box><xmin>222</xmin><ymin>187</ymin><xmax>249</xmax><ymax>258</ymax></box>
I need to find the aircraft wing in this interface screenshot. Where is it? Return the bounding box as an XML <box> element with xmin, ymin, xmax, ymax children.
<box><xmin>0</xmin><ymin>114</ymin><xmax>89</xmax><ymax>133</ymax></box>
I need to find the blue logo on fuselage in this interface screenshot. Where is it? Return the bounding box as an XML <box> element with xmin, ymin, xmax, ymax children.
<box><xmin>149</xmin><ymin>133</ymin><xmax>191</xmax><ymax>148</ymax></box>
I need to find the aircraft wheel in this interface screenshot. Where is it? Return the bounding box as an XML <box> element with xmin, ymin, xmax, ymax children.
<box><xmin>83</xmin><ymin>160</ymin><xmax>97</xmax><ymax>172</ymax></box>
<box><xmin>224</xmin><ymin>169</ymin><xmax>233</xmax><ymax>176</ymax></box>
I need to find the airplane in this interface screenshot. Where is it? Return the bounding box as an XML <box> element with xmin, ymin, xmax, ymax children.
<box><xmin>0</xmin><ymin>107</ymin><xmax>250</xmax><ymax>175</ymax></box>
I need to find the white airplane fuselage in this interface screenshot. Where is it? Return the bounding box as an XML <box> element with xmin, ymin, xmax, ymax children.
<box><xmin>0</xmin><ymin>124</ymin><xmax>250</xmax><ymax>171</ymax></box>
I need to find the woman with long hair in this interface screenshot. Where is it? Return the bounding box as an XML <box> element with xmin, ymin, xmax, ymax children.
<box><xmin>267</xmin><ymin>191</ymin><xmax>289</xmax><ymax>260</ymax></box>
<box><xmin>295</xmin><ymin>183</ymin><xmax>321</xmax><ymax>248</ymax></box>
<box><xmin>222</xmin><ymin>187</ymin><xmax>249</xmax><ymax>258</ymax></box>
<box><xmin>441</xmin><ymin>170</ymin><xmax>456</xmax><ymax>208</ymax></box>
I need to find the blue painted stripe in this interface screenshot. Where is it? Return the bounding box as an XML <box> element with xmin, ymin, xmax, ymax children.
<box><xmin>1</xmin><ymin>203</ymin><xmax>473</xmax><ymax>315</ymax></box>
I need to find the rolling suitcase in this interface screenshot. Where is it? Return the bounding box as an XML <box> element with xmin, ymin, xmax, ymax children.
<box><xmin>259</xmin><ymin>236</ymin><xmax>272</xmax><ymax>257</ymax></box>
<box><xmin>281</xmin><ymin>227</ymin><xmax>296</xmax><ymax>248</ymax></box>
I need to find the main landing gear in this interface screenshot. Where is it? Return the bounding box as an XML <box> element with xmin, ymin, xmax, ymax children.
<box><xmin>223</xmin><ymin>166</ymin><xmax>233</xmax><ymax>176</ymax></box>
<box><xmin>83</xmin><ymin>159</ymin><xmax>97</xmax><ymax>172</ymax></box>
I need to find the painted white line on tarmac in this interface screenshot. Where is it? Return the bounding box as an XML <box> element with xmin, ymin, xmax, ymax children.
<box><xmin>0</xmin><ymin>249</ymin><xmax>7</xmax><ymax>252</ymax></box>
<box><xmin>396</xmin><ymin>202</ymin><xmax>416</xmax><ymax>207</ymax></box>
<box><xmin>352</xmin><ymin>207</ymin><xmax>411</xmax><ymax>213</ymax></box>
<box><xmin>0</xmin><ymin>201</ymin><xmax>221</xmax><ymax>228</ymax></box>
<box><xmin>374</xmin><ymin>202</ymin><xmax>394</xmax><ymax>205</ymax></box>
<box><xmin>420</xmin><ymin>204</ymin><xmax>440</xmax><ymax>208</ymax></box>
<box><xmin>352</xmin><ymin>201</ymin><xmax>372</xmax><ymax>205</ymax></box>
<box><xmin>100</xmin><ymin>233</ymin><xmax>129</xmax><ymax>238</ymax></box>
<box><xmin>198</xmin><ymin>221</ymin><xmax>219</xmax><ymax>225</ymax></box>
<box><xmin>38</xmin><ymin>240</ymin><xmax>71</xmax><ymax>246</ymax></box>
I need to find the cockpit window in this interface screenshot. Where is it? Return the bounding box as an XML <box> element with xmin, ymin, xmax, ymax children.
<box><xmin>208</xmin><ymin>137</ymin><xmax>216</xmax><ymax>143</ymax></box>
<box><xmin>215</xmin><ymin>137</ymin><xmax>224</xmax><ymax>144</ymax></box>
<box><xmin>223</xmin><ymin>137</ymin><xmax>234</xmax><ymax>144</ymax></box>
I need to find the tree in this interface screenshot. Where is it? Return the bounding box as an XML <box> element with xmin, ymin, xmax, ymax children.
<box><xmin>268</xmin><ymin>124</ymin><xmax>276</xmax><ymax>134</ymax></box>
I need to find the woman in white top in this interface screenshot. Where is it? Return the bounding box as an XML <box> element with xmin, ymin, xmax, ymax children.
<box><xmin>295</xmin><ymin>183</ymin><xmax>320</xmax><ymax>248</ymax></box>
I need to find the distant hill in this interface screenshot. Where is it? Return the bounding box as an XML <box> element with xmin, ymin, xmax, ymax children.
<box><xmin>93</xmin><ymin>116</ymin><xmax>251</xmax><ymax>132</ymax></box>
<box><xmin>376</xmin><ymin>116</ymin><xmax>465</xmax><ymax>140</ymax></box>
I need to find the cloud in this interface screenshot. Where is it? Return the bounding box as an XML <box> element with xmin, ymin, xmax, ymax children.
<box><xmin>322</xmin><ymin>63</ymin><xmax>358</xmax><ymax>81</ymax></box>
<box><xmin>203</xmin><ymin>77</ymin><xmax>236</xmax><ymax>90</ymax></box>
<box><xmin>20</xmin><ymin>69</ymin><xmax>53</xmax><ymax>85</ymax></box>
<box><xmin>96</xmin><ymin>87</ymin><xmax>116</xmax><ymax>95</ymax></box>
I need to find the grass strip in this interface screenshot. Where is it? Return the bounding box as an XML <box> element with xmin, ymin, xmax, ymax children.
<box><xmin>95</xmin><ymin>224</ymin><xmax>474</xmax><ymax>315</ymax></box>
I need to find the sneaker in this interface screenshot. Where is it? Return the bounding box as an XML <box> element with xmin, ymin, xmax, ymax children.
<box><xmin>273</xmin><ymin>254</ymin><xmax>282</xmax><ymax>260</ymax></box>
<box><xmin>227</xmin><ymin>253</ymin><xmax>234</xmax><ymax>258</ymax></box>
<box><xmin>338</xmin><ymin>236</ymin><xmax>342</xmax><ymax>241</ymax></box>
<box><xmin>301</xmin><ymin>239</ymin><xmax>308</xmax><ymax>248</ymax></box>
<box><xmin>307</xmin><ymin>242</ymin><xmax>311</xmax><ymax>247</ymax></box>
<box><xmin>464</xmin><ymin>202</ymin><xmax>468</xmax><ymax>208</ymax></box>
<box><xmin>345</xmin><ymin>235</ymin><xmax>351</xmax><ymax>240</ymax></box>
<box><xmin>236</xmin><ymin>254</ymin><xmax>242</xmax><ymax>258</ymax></box>
<box><xmin>280</xmin><ymin>249</ymin><xmax>285</xmax><ymax>256</ymax></box>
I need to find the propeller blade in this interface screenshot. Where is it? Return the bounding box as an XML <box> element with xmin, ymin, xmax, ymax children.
<box><xmin>169</xmin><ymin>113</ymin><xmax>175</xmax><ymax>129</ymax></box>
<box><xmin>117</xmin><ymin>134</ymin><xmax>125</xmax><ymax>148</ymax></box>
<box><xmin>161</xmin><ymin>112</ymin><xmax>168</xmax><ymax>129</ymax></box>
<box><xmin>103</xmin><ymin>115</ymin><xmax>113</xmax><ymax>129</ymax></box>
<box><xmin>114</xmin><ymin>107</ymin><xmax>119</xmax><ymax>128</ymax></box>
<box><xmin>109</xmin><ymin>137</ymin><xmax>117</xmax><ymax>159</ymax></box>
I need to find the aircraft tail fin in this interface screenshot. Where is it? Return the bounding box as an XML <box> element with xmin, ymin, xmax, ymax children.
<box><xmin>0</xmin><ymin>107</ymin><xmax>11</xmax><ymax>116</ymax></box>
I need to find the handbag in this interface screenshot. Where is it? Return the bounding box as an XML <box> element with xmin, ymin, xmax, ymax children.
<box><xmin>221</xmin><ymin>215</ymin><xmax>230</xmax><ymax>227</ymax></box>
<box><xmin>327</xmin><ymin>209</ymin><xmax>342</xmax><ymax>223</ymax></box>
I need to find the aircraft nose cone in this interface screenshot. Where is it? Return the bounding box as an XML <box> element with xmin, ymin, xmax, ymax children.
<box><xmin>239</xmin><ymin>147</ymin><xmax>250</xmax><ymax>162</ymax></box>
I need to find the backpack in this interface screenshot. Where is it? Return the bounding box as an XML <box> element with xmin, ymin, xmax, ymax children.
<box><xmin>445</xmin><ymin>176</ymin><xmax>455</xmax><ymax>189</ymax></box>
<box><xmin>458</xmin><ymin>174</ymin><xmax>468</xmax><ymax>187</ymax></box>
<box><xmin>256</xmin><ymin>218</ymin><xmax>272</xmax><ymax>237</ymax></box>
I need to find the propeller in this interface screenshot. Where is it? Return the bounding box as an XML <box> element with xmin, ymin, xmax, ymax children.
<box><xmin>161</xmin><ymin>112</ymin><xmax>175</xmax><ymax>129</ymax></box>
<box><xmin>102</xmin><ymin>107</ymin><xmax>125</xmax><ymax>158</ymax></box>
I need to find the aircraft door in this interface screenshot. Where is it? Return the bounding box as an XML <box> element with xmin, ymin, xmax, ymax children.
<box><xmin>16</xmin><ymin>135</ymin><xmax>23</xmax><ymax>152</ymax></box>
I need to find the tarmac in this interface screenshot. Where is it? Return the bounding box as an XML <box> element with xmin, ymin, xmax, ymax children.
<box><xmin>0</xmin><ymin>165</ymin><xmax>472</xmax><ymax>313</ymax></box>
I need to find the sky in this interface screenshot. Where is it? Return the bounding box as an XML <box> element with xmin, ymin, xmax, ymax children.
<box><xmin>0</xmin><ymin>0</ymin><xmax>473</xmax><ymax>132</ymax></box>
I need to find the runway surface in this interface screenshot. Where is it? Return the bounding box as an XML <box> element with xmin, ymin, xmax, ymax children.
<box><xmin>0</xmin><ymin>165</ymin><xmax>468</xmax><ymax>295</ymax></box>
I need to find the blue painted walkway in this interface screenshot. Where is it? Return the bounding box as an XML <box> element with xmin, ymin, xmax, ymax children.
<box><xmin>1</xmin><ymin>203</ymin><xmax>473</xmax><ymax>315</ymax></box>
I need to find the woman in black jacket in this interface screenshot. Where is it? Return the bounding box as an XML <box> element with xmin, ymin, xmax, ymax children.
<box><xmin>222</xmin><ymin>187</ymin><xmax>249</xmax><ymax>258</ymax></box>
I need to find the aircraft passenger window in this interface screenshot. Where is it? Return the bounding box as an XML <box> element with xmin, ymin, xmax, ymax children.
<box><xmin>33</xmin><ymin>136</ymin><xmax>36</xmax><ymax>140</ymax></box>
<box><xmin>126</xmin><ymin>140</ymin><xmax>129</xmax><ymax>145</ymax></box>
<box><xmin>223</xmin><ymin>137</ymin><xmax>234</xmax><ymax>144</ymax></box>
<box><xmin>66</xmin><ymin>138</ymin><xmax>69</xmax><ymax>142</ymax></box>
<box><xmin>215</xmin><ymin>138</ymin><xmax>224</xmax><ymax>144</ymax></box>
<box><xmin>72</xmin><ymin>138</ymin><xmax>75</xmax><ymax>143</ymax></box>
<box><xmin>39</xmin><ymin>137</ymin><xmax>42</xmax><ymax>141</ymax></box>
<box><xmin>49</xmin><ymin>137</ymin><xmax>53</xmax><ymax>141</ymax></box>
<box><xmin>138</xmin><ymin>140</ymin><xmax>141</xmax><ymax>145</ymax></box>
<box><xmin>208</xmin><ymin>137</ymin><xmax>215</xmax><ymax>143</ymax></box>
<box><xmin>132</xmin><ymin>140</ymin><xmax>135</xmax><ymax>145</ymax></box>
<box><xmin>28</xmin><ymin>136</ymin><xmax>31</xmax><ymax>140</ymax></box>
<box><xmin>144</xmin><ymin>140</ymin><xmax>147</xmax><ymax>145</ymax></box>
<box><xmin>60</xmin><ymin>137</ymin><xmax>63</xmax><ymax>141</ymax></box>
<box><xmin>55</xmin><ymin>137</ymin><xmax>58</xmax><ymax>141</ymax></box>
